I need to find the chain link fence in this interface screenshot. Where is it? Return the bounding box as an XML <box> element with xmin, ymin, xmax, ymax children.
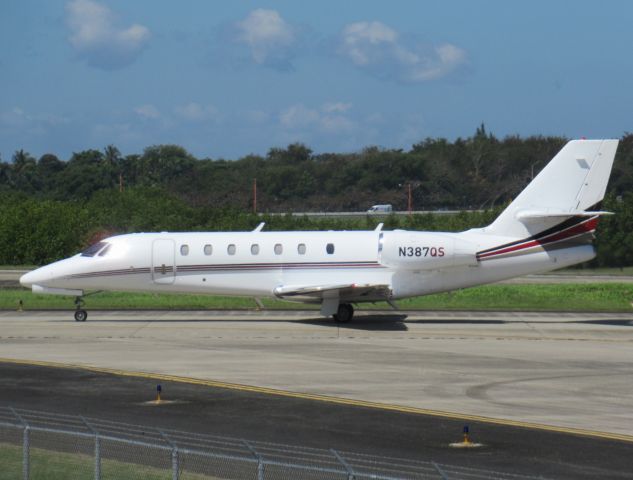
<box><xmin>0</xmin><ymin>406</ymin><xmax>547</xmax><ymax>480</ymax></box>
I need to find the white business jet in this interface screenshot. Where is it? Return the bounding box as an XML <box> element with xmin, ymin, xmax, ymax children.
<box><xmin>20</xmin><ymin>139</ymin><xmax>618</xmax><ymax>322</ymax></box>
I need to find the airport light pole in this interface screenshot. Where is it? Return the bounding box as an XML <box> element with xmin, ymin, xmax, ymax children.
<box><xmin>401</xmin><ymin>182</ymin><xmax>420</xmax><ymax>217</ymax></box>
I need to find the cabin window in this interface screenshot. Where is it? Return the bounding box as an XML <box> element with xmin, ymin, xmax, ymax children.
<box><xmin>180</xmin><ymin>244</ymin><xmax>189</xmax><ymax>256</ymax></box>
<box><xmin>297</xmin><ymin>243</ymin><xmax>306</xmax><ymax>255</ymax></box>
<box><xmin>80</xmin><ymin>242</ymin><xmax>107</xmax><ymax>257</ymax></box>
<box><xmin>274</xmin><ymin>243</ymin><xmax>283</xmax><ymax>255</ymax></box>
<box><xmin>251</xmin><ymin>244</ymin><xmax>260</xmax><ymax>255</ymax></box>
<box><xmin>326</xmin><ymin>243</ymin><xmax>335</xmax><ymax>254</ymax></box>
<box><xmin>227</xmin><ymin>244</ymin><xmax>236</xmax><ymax>255</ymax></box>
<box><xmin>204</xmin><ymin>244</ymin><xmax>213</xmax><ymax>256</ymax></box>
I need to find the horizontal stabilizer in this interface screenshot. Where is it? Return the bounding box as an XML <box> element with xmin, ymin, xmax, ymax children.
<box><xmin>516</xmin><ymin>210</ymin><xmax>613</xmax><ymax>222</ymax></box>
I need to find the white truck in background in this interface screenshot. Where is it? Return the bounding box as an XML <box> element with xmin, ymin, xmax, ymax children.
<box><xmin>367</xmin><ymin>204</ymin><xmax>393</xmax><ymax>213</ymax></box>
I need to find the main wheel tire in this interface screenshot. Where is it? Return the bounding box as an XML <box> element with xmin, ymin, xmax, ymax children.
<box><xmin>333</xmin><ymin>303</ymin><xmax>354</xmax><ymax>323</ymax></box>
<box><xmin>74</xmin><ymin>309</ymin><xmax>87</xmax><ymax>322</ymax></box>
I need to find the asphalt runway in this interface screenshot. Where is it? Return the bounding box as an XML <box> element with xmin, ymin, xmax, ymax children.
<box><xmin>0</xmin><ymin>309</ymin><xmax>632</xmax><ymax>478</ymax></box>
<box><xmin>1</xmin><ymin>362</ymin><xmax>632</xmax><ymax>479</ymax></box>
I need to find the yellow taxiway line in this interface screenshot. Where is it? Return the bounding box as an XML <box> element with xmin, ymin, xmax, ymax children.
<box><xmin>2</xmin><ymin>356</ymin><xmax>632</xmax><ymax>444</ymax></box>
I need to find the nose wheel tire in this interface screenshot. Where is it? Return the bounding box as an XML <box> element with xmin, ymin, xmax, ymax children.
<box><xmin>74</xmin><ymin>309</ymin><xmax>87</xmax><ymax>322</ymax></box>
<box><xmin>333</xmin><ymin>303</ymin><xmax>354</xmax><ymax>323</ymax></box>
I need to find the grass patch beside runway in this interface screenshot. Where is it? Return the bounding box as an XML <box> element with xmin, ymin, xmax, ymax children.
<box><xmin>0</xmin><ymin>443</ymin><xmax>211</xmax><ymax>480</ymax></box>
<box><xmin>554</xmin><ymin>266</ymin><xmax>633</xmax><ymax>276</ymax></box>
<box><xmin>1</xmin><ymin>283</ymin><xmax>633</xmax><ymax>312</ymax></box>
<box><xmin>398</xmin><ymin>283</ymin><xmax>633</xmax><ymax>311</ymax></box>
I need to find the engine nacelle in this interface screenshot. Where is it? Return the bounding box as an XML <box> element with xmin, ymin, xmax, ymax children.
<box><xmin>379</xmin><ymin>231</ymin><xmax>479</xmax><ymax>270</ymax></box>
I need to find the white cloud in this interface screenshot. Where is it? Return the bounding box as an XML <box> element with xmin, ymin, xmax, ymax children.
<box><xmin>0</xmin><ymin>107</ymin><xmax>69</xmax><ymax>132</ymax></box>
<box><xmin>338</xmin><ymin>21</ymin><xmax>466</xmax><ymax>83</ymax></box>
<box><xmin>134</xmin><ymin>104</ymin><xmax>161</xmax><ymax>120</ymax></box>
<box><xmin>234</xmin><ymin>9</ymin><xmax>296</xmax><ymax>69</ymax></box>
<box><xmin>279</xmin><ymin>103</ymin><xmax>356</xmax><ymax>134</ymax></box>
<box><xmin>279</xmin><ymin>104</ymin><xmax>320</xmax><ymax>129</ymax></box>
<box><xmin>319</xmin><ymin>115</ymin><xmax>355</xmax><ymax>133</ymax></box>
<box><xmin>174</xmin><ymin>102</ymin><xmax>219</xmax><ymax>122</ymax></box>
<box><xmin>339</xmin><ymin>21</ymin><xmax>398</xmax><ymax>66</ymax></box>
<box><xmin>322</xmin><ymin>102</ymin><xmax>352</xmax><ymax>114</ymax></box>
<box><xmin>66</xmin><ymin>0</ymin><xmax>150</xmax><ymax>70</ymax></box>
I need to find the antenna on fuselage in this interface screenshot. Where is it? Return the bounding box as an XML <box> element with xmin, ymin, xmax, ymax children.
<box><xmin>252</xmin><ymin>222</ymin><xmax>265</xmax><ymax>232</ymax></box>
<box><xmin>374</xmin><ymin>223</ymin><xmax>384</xmax><ymax>232</ymax></box>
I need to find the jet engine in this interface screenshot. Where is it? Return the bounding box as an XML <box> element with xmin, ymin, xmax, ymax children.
<box><xmin>379</xmin><ymin>231</ymin><xmax>479</xmax><ymax>270</ymax></box>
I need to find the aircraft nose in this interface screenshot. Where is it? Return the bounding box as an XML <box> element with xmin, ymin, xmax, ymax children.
<box><xmin>20</xmin><ymin>268</ymin><xmax>48</xmax><ymax>288</ymax></box>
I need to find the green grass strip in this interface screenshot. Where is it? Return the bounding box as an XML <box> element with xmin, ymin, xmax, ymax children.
<box><xmin>0</xmin><ymin>442</ymin><xmax>213</xmax><ymax>480</ymax></box>
<box><xmin>2</xmin><ymin>283</ymin><xmax>633</xmax><ymax>312</ymax></box>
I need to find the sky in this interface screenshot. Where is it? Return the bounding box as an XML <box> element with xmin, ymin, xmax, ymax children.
<box><xmin>1</xmin><ymin>0</ymin><xmax>632</xmax><ymax>161</ymax></box>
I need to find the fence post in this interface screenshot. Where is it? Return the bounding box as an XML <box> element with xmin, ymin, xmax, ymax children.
<box><xmin>159</xmin><ymin>430</ymin><xmax>180</xmax><ymax>480</ymax></box>
<box><xmin>10</xmin><ymin>408</ymin><xmax>29</xmax><ymax>480</ymax></box>
<box><xmin>81</xmin><ymin>416</ymin><xmax>101</xmax><ymax>480</ymax></box>
<box><xmin>242</xmin><ymin>440</ymin><xmax>264</xmax><ymax>480</ymax></box>
<box><xmin>171</xmin><ymin>447</ymin><xmax>179</xmax><ymax>480</ymax></box>
<box><xmin>431</xmin><ymin>461</ymin><xmax>450</xmax><ymax>480</ymax></box>
<box><xmin>331</xmin><ymin>449</ymin><xmax>355</xmax><ymax>480</ymax></box>
<box><xmin>95</xmin><ymin>435</ymin><xmax>101</xmax><ymax>480</ymax></box>
<box><xmin>23</xmin><ymin>426</ymin><xmax>30</xmax><ymax>480</ymax></box>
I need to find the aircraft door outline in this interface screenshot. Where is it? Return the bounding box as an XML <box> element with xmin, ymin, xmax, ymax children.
<box><xmin>152</xmin><ymin>239</ymin><xmax>176</xmax><ymax>284</ymax></box>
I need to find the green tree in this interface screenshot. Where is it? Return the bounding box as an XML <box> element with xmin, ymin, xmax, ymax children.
<box><xmin>138</xmin><ymin>145</ymin><xmax>196</xmax><ymax>186</ymax></box>
<box><xmin>10</xmin><ymin>149</ymin><xmax>38</xmax><ymax>192</ymax></box>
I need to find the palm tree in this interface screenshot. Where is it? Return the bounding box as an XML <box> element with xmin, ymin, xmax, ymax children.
<box><xmin>103</xmin><ymin>144</ymin><xmax>121</xmax><ymax>167</ymax></box>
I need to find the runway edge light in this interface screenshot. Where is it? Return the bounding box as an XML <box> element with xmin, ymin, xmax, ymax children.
<box><xmin>463</xmin><ymin>425</ymin><xmax>471</xmax><ymax>445</ymax></box>
<box><xmin>449</xmin><ymin>424</ymin><xmax>484</xmax><ymax>448</ymax></box>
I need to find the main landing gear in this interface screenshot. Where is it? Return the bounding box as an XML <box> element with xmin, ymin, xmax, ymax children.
<box><xmin>74</xmin><ymin>296</ymin><xmax>87</xmax><ymax>322</ymax></box>
<box><xmin>333</xmin><ymin>303</ymin><xmax>354</xmax><ymax>323</ymax></box>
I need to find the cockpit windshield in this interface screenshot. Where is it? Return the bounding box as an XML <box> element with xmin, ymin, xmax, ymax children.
<box><xmin>80</xmin><ymin>242</ymin><xmax>110</xmax><ymax>257</ymax></box>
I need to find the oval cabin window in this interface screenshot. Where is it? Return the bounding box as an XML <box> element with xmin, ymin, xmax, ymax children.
<box><xmin>227</xmin><ymin>244</ymin><xmax>236</xmax><ymax>255</ymax></box>
<box><xmin>180</xmin><ymin>244</ymin><xmax>189</xmax><ymax>256</ymax></box>
<box><xmin>274</xmin><ymin>243</ymin><xmax>283</xmax><ymax>255</ymax></box>
<box><xmin>297</xmin><ymin>243</ymin><xmax>306</xmax><ymax>255</ymax></box>
<box><xmin>204</xmin><ymin>244</ymin><xmax>213</xmax><ymax>255</ymax></box>
<box><xmin>251</xmin><ymin>244</ymin><xmax>260</xmax><ymax>255</ymax></box>
<box><xmin>326</xmin><ymin>243</ymin><xmax>335</xmax><ymax>254</ymax></box>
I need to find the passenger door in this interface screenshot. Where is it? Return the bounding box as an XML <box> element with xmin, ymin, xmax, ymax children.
<box><xmin>152</xmin><ymin>239</ymin><xmax>175</xmax><ymax>285</ymax></box>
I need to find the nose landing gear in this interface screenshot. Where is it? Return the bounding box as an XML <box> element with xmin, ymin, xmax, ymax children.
<box><xmin>74</xmin><ymin>296</ymin><xmax>87</xmax><ymax>322</ymax></box>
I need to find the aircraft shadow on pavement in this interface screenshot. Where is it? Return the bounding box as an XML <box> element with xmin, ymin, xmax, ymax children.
<box><xmin>294</xmin><ymin>314</ymin><xmax>409</xmax><ymax>331</ymax></box>
<box><xmin>403</xmin><ymin>319</ymin><xmax>506</xmax><ymax>325</ymax></box>
<box><xmin>573</xmin><ymin>319</ymin><xmax>633</xmax><ymax>327</ymax></box>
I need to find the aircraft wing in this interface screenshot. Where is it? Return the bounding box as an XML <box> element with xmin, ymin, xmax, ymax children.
<box><xmin>273</xmin><ymin>283</ymin><xmax>392</xmax><ymax>303</ymax></box>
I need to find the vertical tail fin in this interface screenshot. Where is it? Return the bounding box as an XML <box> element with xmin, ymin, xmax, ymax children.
<box><xmin>484</xmin><ymin>139</ymin><xmax>619</xmax><ymax>238</ymax></box>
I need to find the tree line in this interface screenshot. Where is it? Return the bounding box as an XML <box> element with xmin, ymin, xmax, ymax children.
<box><xmin>1</xmin><ymin>126</ymin><xmax>632</xmax><ymax>266</ymax></box>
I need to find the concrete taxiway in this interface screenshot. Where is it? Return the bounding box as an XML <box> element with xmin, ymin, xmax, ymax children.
<box><xmin>0</xmin><ymin>309</ymin><xmax>632</xmax><ymax>439</ymax></box>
